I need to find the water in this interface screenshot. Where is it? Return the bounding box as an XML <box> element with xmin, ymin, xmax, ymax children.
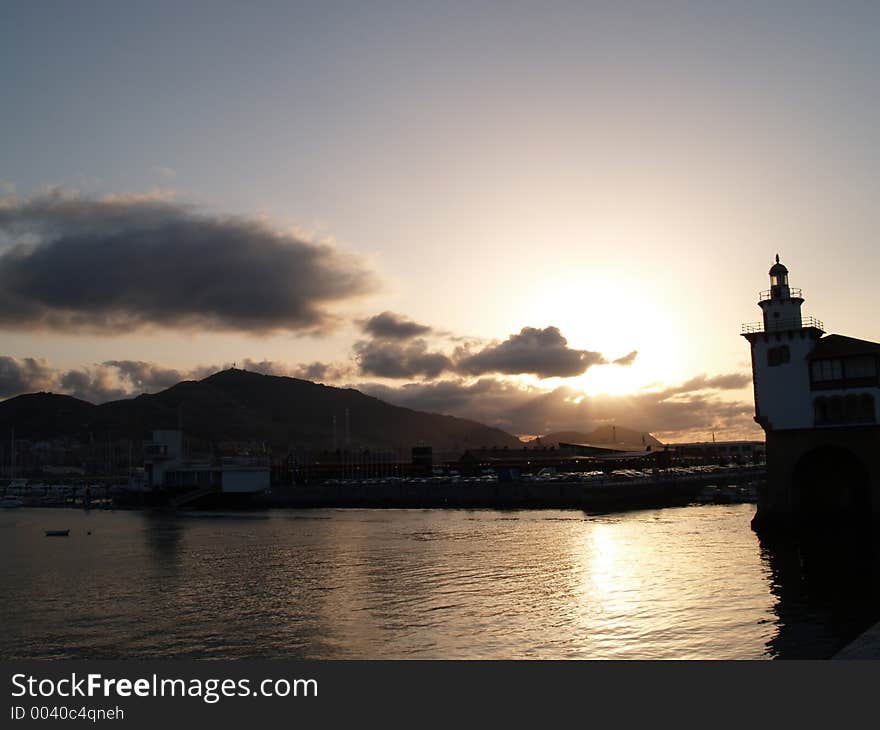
<box><xmin>2</xmin><ymin>505</ymin><xmax>879</xmax><ymax>659</ymax></box>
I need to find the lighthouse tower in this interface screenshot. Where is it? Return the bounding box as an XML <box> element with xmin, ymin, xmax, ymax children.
<box><xmin>741</xmin><ymin>256</ymin><xmax>825</xmax><ymax>432</ymax></box>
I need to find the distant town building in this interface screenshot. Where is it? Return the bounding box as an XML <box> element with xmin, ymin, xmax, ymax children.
<box><xmin>742</xmin><ymin>256</ymin><xmax>880</xmax><ymax>529</ymax></box>
<box><xmin>411</xmin><ymin>444</ymin><xmax>433</xmax><ymax>474</ymax></box>
<box><xmin>668</xmin><ymin>441</ymin><xmax>765</xmax><ymax>464</ymax></box>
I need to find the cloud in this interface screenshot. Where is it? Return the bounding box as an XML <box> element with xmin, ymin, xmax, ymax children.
<box><xmin>669</xmin><ymin>372</ymin><xmax>752</xmax><ymax>394</ymax></box>
<box><xmin>0</xmin><ymin>190</ymin><xmax>378</xmax><ymax>334</ymax></box>
<box><xmin>0</xmin><ymin>356</ymin><xmax>56</xmax><ymax>398</ymax></box>
<box><xmin>455</xmin><ymin>326</ymin><xmax>607</xmax><ymax>378</ymax></box>
<box><xmin>290</xmin><ymin>361</ymin><xmax>355</xmax><ymax>382</ymax></box>
<box><xmin>58</xmin><ymin>367</ymin><xmax>129</xmax><ymax>403</ymax></box>
<box><xmin>612</xmin><ymin>350</ymin><xmax>639</xmax><ymax>366</ymax></box>
<box><xmin>219</xmin><ymin>357</ymin><xmax>355</xmax><ymax>383</ymax></box>
<box><xmin>359</xmin><ymin>371</ymin><xmax>758</xmax><ymax>441</ymax></box>
<box><xmin>360</xmin><ymin>311</ymin><xmax>432</xmax><ymax>340</ymax></box>
<box><xmin>348</xmin><ymin>322</ymin><xmax>640</xmax><ymax>380</ymax></box>
<box><xmin>0</xmin><ymin>355</ymin><xmax>359</xmax><ymax>404</ymax></box>
<box><xmin>354</xmin><ymin>338</ymin><xmax>453</xmax><ymax>379</ymax></box>
<box><xmin>4</xmin><ymin>357</ymin><xmax>196</xmax><ymax>402</ymax></box>
<box><xmin>360</xmin><ymin>377</ymin><xmax>538</xmax><ymax>423</ymax></box>
<box><xmin>102</xmin><ymin>360</ymin><xmax>192</xmax><ymax>391</ymax></box>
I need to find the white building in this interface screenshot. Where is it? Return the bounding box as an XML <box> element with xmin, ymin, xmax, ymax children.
<box><xmin>144</xmin><ymin>429</ymin><xmax>270</xmax><ymax>503</ymax></box>
<box><xmin>742</xmin><ymin>257</ymin><xmax>880</xmax><ymax>529</ymax></box>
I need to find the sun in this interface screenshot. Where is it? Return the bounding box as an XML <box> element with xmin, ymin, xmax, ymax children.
<box><xmin>513</xmin><ymin>274</ymin><xmax>687</xmax><ymax>396</ymax></box>
<box><xmin>573</xmin><ymin>362</ymin><xmax>642</xmax><ymax>396</ymax></box>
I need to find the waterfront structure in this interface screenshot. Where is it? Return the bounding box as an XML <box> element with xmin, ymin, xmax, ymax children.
<box><xmin>742</xmin><ymin>257</ymin><xmax>880</xmax><ymax>529</ymax></box>
<box><xmin>411</xmin><ymin>444</ymin><xmax>433</xmax><ymax>474</ymax></box>
<box><xmin>558</xmin><ymin>441</ymin><xmax>651</xmax><ymax>456</ymax></box>
<box><xmin>143</xmin><ymin>429</ymin><xmax>269</xmax><ymax>506</ymax></box>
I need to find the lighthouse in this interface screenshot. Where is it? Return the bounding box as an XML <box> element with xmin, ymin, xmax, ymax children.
<box><xmin>742</xmin><ymin>257</ymin><xmax>880</xmax><ymax>531</ymax></box>
<box><xmin>742</xmin><ymin>256</ymin><xmax>825</xmax><ymax>432</ymax></box>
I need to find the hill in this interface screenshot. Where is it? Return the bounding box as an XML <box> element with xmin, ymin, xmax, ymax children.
<box><xmin>0</xmin><ymin>368</ymin><xmax>522</xmax><ymax>454</ymax></box>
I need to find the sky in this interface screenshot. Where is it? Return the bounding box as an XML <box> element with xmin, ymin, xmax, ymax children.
<box><xmin>2</xmin><ymin>1</ymin><xmax>880</xmax><ymax>441</ymax></box>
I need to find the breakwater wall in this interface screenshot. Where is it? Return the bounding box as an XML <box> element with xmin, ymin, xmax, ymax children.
<box><xmin>259</xmin><ymin>469</ymin><xmax>762</xmax><ymax>511</ymax></box>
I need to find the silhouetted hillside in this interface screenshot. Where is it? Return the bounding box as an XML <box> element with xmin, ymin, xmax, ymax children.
<box><xmin>0</xmin><ymin>392</ymin><xmax>95</xmax><ymax>438</ymax></box>
<box><xmin>0</xmin><ymin>368</ymin><xmax>522</xmax><ymax>454</ymax></box>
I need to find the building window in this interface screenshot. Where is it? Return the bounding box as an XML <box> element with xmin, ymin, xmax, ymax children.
<box><xmin>845</xmin><ymin>356</ymin><xmax>878</xmax><ymax>379</ymax></box>
<box><xmin>811</xmin><ymin>355</ymin><xmax>878</xmax><ymax>388</ymax></box>
<box><xmin>814</xmin><ymin>393</ymin><xmax>876</xmax><ymax>425</ymax></box>
<box><xmin>767</xmin><ymin>346</ymin><xmax>790</xmax><ymax>366</ymax></box>
<box><xmin>811</xmin><ymin>358</ymin><xmax>843</xmax><ymax>382</ymax></box>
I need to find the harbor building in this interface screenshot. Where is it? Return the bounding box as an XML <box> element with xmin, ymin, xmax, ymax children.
<box><xmin>143</xmin><ymin>429</ymin><xmax>270</xmax><ymax>507</ymax></box>
<box><xmin>742</xmin><ymin>257</ymin><xmax>880</xmax><ymax>529</ymax></box>
<box><xmin>667</xmin><ymin>440</ymin><xmax>765</xmax><ymax>465</ymax></box>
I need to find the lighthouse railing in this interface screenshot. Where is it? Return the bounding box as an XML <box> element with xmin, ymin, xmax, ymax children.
<box><xmin>741</xmin><ymin>316</ymin><xmax>824</xmax><ymax>334</ymax></box>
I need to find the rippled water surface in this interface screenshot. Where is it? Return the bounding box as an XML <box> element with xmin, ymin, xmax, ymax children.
<box><xmin>2</xmin><ymin>505</ymin><xmax>879</xmax><ymax>659</ymax></box>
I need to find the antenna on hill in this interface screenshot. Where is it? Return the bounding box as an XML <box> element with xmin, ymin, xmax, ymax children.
<box><xmin>345</xmin><ymin>408</ymin><xmax>350</xmax><ymax>448</ymax></box>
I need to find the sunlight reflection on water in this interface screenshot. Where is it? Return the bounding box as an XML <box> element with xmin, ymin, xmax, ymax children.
<box><xmin>1</xmin><ymin>504</ymin><xmax>877</xmax><ymax>659</ymax></box>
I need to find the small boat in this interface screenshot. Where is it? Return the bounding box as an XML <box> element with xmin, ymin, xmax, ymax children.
<box><xmin>44</xmin><ymin>529</ymin><xmax>70</xmax><ymax>537</ymax></box>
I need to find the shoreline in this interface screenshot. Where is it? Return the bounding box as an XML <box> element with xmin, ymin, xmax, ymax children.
<box><xmin>5</xmin><ymin>469</ymin><xmax>761</xmax><ymax>512</ymax></box>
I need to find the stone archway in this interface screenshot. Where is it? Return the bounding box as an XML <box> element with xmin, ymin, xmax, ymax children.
<box><xmin>790</xmin><ymin>445</ymin><xmax>872</xmax><ymax>519</ymax></box>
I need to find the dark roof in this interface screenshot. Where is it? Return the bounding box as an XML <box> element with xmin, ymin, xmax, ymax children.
<box><xmin>559</xmin><ymin>441</ymin><xmax>647</xmax><ymax>453</ymax></box>
<box><xmin>808</xmin><ymin>334</ymin><xmax>880</xmax><ymax>360</ymax></box>
<box><xmin>558</xmin><ymin>441</ymin><xmax>633</xmax><ymax>454</ymax></box>
<box><xmin>769</xmin><ymin>261</ymin><xmax>788</xmax><ymax>276</ymax></box>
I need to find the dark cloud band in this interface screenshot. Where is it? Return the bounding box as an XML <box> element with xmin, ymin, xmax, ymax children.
<box><xmin>0</xmin><ymin>191</ymin><xmax>378</xmax><ymax>334</ymax></box>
